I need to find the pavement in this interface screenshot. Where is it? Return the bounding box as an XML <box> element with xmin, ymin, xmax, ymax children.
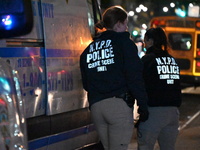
<box><xmin>81</xmin><ymin>85</ymin><xmax>200</xmax><ymax>150</ymax></box>
<box><xmin>128</xmin><ymin>110</ymin><xmax>200</xmax><ymax>150</ymax></box>
<box><xmin>175</xmin><ymin>110</ymin><xmax>200</xmax><ymax>150</ymax></box>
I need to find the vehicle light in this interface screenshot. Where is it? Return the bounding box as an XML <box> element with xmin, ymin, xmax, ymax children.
<box><xmin>0</xmin><ymin>97</ymin><xmax>6</xmax><ymax>106</ymax></box>
<box><xmin>159</xmin><ymin>20</ymin><xmax>166</xmax><ymax>26</ymax></box>
<box><xmin>2</xmin><ymin>15</ymin><xmax>12</xmax><ymax>25</ymax></box>
<box><xmin>151</xmin><ymin>19</ymin><xmax>166</xmax><ymax>28</ymax></box>
<box><xmin>1</xmin><ymin>15</ymin><xmax>13</xmax><ymax>30</ymax></box>
<box><xmin>196</xmin><ymin>21</ymin><xmax>200</xmax><ymax>29</ymax></box>
<box><xmin>197</xmin><ymin>61</ymin><xmax>200</xmax><ymax>67</ymax></box>
<box><xmin>0</xmin><ymin>0</ymin><xmax>33</xmax><ymax>38</ymax></box>
<box><xmin>151</xmin><ymin>20</ymin><xmax>160</xmax><ymax>27</ymax></box>
<box><xmin>197</xmin><ymin>49</ymin><xmax>200</xmax><ymax>56</ymax></box>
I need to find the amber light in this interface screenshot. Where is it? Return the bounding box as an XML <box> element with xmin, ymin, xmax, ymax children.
<box><xmin>159</xmin><ymin>20</ymin><xmax>166</xmax><ymax>26</ymax></box>
<box><xmin>196</xmin><ymin>21</ymin><xmax>200</xmax><ymax>29</ymax></box>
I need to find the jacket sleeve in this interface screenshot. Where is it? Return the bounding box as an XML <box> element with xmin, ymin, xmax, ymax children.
<box><xmin>120</xmin><ymin>33</ymin><xmax>148</xmax><ymax>109</ymax></box>
<box><xmin>141</xmin><ymin>54</ymin><xmax>155</xmax><ymax>89</ymax></box>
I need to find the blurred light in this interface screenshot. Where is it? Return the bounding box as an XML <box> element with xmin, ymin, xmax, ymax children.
<box><xmin>151</xmin><ymin>19</ymin><xmax>166</xmax><ymax>28</ymax></box>
<box><xmin>132</xmin><ymin>30</ymin><xmax>138</xmax><ymax>36</ymax></box>
<box><xmin>141</xmin><ymin>28</ymin><xmax>146</xmax><ymax>39</ymax></box>
<box><xmin>0</xmin><ymin>77</ymin><xmax>11</xmax><ymax>93</ymax></box>
<box><xmin>197</xmin><ymin>51</ymin><xmax>200</xmax><ymax>56</ymax></box>
<box><xmin>189</xmin><ymin>3</ymin><xmax>194</xmax><ymax>7</ymax></box>
<box><xmin>136</xmin><ymin>7</ymin><xmax>141</xmax><ymax>13</ymax></box>
<box><xmin>128</xmin><ymin>11</ymin><xmax>134</xmax><ymax>16</ymax></box>
<box><xmin>137</xmin><ymin>42</ymin><xmax>143</xmax><ymax>46</ymax></box>
<box><xmin>2</xmin><ymin>15</ymin><xmax>11</xmax><ymax>25</ymax></box>
<box><xmin>0</xmin><ymin>98</ymin><xmax>6</xmax><ymax>106</ymax></box>
<box><xmin>139</xmin><ymin>4</ymin><xmax>144</xmax><ymax>9</ymax></box>
<box><xmin>163</xmin><ymin>7</ymin><xmax>169</xmax><ymax>12</ymax></box>
<box><xmin>196</xmin><ymin>21</ymin><xmax>200</xmax><ymax>28</ymax></box>
<box><xmin>186</xmin><ymin>41</ymin><xmax>191</xmax><ymax>49</ymax></box>
<box><xmin>170</xmin><ymin>3</ymin><xmax>175</xmax><ymax>8</ymax></box>
<box><xmin>136</xmin><ymin>4</ymin><xmax>148</xmax><ymax>12</ymax></box>
<box><xmin>1</xmin><ymin>15</ymin><xmax>13</xmax><ymax>30</ymax></box>
<box><xmin>175</xmin><ymin>8</ymin><xmax>186</xmax><ymax>17</ymax></box>
<box><xmin>152</xmin><ymin>20</ymin><xmax>160</xmax><ymax>26</ymax></box>
<box><xmin>6</xmin><ymin>95</ymin><xmax>12</xmax><ymax>102</ymax></box>
<box><xmin>87</xmin><ymin>12</ymin><xmax>92</xmax><ymax>26</ymax></box>
<box><xmin>143</xmin><ymin>7</ymin><xmax>148</xmax><ymax>12</ymax></box>
<box><xmin>197</xmin><ymin>61</ymin><xmax>200</xmax><ymax>67</ymax></box>
<box><xmin>142</xmin><ymin>23</ymin><xmax>147</xmax><ymax>29</ymax></box>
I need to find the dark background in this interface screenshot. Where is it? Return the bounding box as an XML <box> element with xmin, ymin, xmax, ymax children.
<box><xmin>99</xmin><ymin>0</ymin><xmax>200</xmax><ymax>39</ymax></box>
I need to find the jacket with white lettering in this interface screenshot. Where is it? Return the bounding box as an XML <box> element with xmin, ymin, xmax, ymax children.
<box><xmin>80</xmin><ymin>30</ymin><xmax>148</xmax><ymax>108</ymax></box>
<box><xmin>141</xmin><ymin>46</ymin><xmax>182</xmax><ymax>107</ymax></box>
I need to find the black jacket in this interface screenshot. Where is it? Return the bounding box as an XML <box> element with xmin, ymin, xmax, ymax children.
<box><xmin>141</xmin><ymin>47</ymin><xmax>182</xmax><ymax>107</ymax></box>
<box><xmin>80</xmin><ymin>30</ymin><xmax>148</xmax><ymax>108</ymax></box>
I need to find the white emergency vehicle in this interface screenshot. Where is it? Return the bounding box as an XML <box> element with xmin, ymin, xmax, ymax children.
<box><xmin>0</xmin><ymin>0</ymin><xmax>102</xmax><ymax>149</ymax></box>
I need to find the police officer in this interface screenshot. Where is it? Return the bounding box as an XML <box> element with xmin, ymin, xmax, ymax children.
<box><xmin>80</xmin><ymin>5</ymin><xmax>149</xmax><ymax>150</ymax></box>
<box><xmin>137</xmin><ymin>27</ymin><xmax>182</xmax><ymax>150</ymax></box>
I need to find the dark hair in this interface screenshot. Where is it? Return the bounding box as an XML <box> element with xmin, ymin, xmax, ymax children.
<box><xmin>145</xmin><ymin>27</ymin><xmax>168</xmax><ymax>52</ymax></box>
<box><xmin>96</xmin><ymin>6</ymin><xmax>127</xmax><ymax>30</ymax></box>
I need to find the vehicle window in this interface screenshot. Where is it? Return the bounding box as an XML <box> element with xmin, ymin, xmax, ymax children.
<box><xmin>168</xmin><ymin>33</ymin><xmax>192</xmax><ymax>50</ymax></box>
<box><xmin>87</xmin><ymin>0</ymin><xmax>95</xmax><ymax>37</ymax></box>
<box><xmin>87</xmin><ymin>0</ymin><xmax>101</xmax><ymax>38</ymax></box>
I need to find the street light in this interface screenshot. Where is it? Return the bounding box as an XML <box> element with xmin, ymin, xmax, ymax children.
<box><xmin>170</xmin><ymin>3</ymin><xmax>175</xmax><ymax>8</ymax></box>
<box><xmin>163</xmin><ymin>7</ymin><xmax>169</xmax><ymax>12</ymax></box>
<box><xmin>128</xmin><ymin>11</ymin><xmax>135</xmax><ymax>17</ymax></box>
<box><xmin>136</xmin><ymin>7</ymin><xmax>141</xmax><ymax>13</ymax></box>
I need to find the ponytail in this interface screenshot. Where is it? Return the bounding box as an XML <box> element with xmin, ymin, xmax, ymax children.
<box><xmin>145</xmin><ymin>27</ymin><xmax>168</xmax><ymax>52</ymax></box>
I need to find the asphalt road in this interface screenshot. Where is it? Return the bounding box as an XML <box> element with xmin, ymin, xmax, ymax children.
<box><xmin>80</xmin><ymin>86</ymin><xmax>200</xmax><ymax>150</ymax></box>
<box><xmin>130</xmin><ymin>86</ymin><xmax>200</xmax><ymax>150</ymax></box>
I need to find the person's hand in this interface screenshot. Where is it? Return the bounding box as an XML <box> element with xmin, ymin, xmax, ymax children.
<box><xmin>138</xmin><ymin>107</ymin><xmax>149</xmax><ymax>122</ymax></box>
